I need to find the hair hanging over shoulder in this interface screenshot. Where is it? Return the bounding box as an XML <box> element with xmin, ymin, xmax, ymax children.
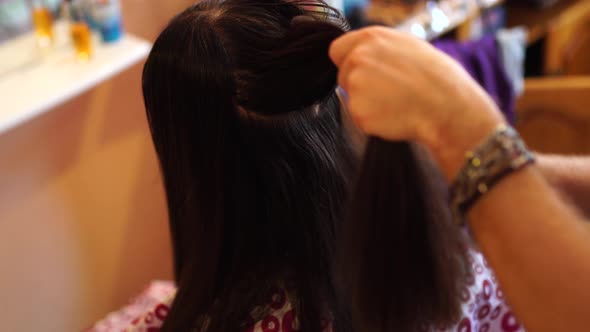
<box><xmin>142</xmin><ymin>0</ymin><xmax>467</xmax><ymax>331</ymax></box>
<box><xmin>338</xmin><ymin>139</ymin><xmax>469</xmax><ymax>332</ymax></box>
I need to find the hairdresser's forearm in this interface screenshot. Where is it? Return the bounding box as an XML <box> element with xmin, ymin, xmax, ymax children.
<box><xmin>467</xmin><ymin>165</ymin><xmax>590</xmax><ymax>332</ymax></box>
<box><xmin>537</xmin><ymin>154</ymin><xmax>590</xmax><ymax>218</ymax></box>
<box><xmin>425</xmin><ymin>119</ymin><xmax>590</xmax><ymax>331</ymax></box>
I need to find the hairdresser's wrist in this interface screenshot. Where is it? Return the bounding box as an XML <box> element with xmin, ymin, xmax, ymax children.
<box><xmin>420</xmin><ymin>102</ymin><xmax>505</xmax><ymax>182</ymax></box>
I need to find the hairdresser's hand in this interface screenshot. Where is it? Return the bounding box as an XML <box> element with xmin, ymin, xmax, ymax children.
<box><xmin>329</xmin><ymin>26</ymin><xmax>505</xmax><ymax>180</ymax></box>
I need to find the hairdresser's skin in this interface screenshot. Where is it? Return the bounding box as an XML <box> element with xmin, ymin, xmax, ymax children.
<box><xmin>536</xmin><ymin>154</ymin><xmax>590</xmax><ymax>218</ymax></box>
<box><xmin>330</xmin><ymin>26</ymin><xmax>590</xmax><ymax>332</ymax></box>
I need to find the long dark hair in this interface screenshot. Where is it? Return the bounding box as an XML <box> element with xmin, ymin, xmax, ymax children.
<box><xmin>142</xmin><ymin>1</ymin><xmax>466</xmax><ymax>331</ymax></box>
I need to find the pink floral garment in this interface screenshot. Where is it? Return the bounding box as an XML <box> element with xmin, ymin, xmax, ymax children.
<box><xmin>86</xmin><ymin>250</ymin><xmax>525</xmax><ymax>332</ymax></box>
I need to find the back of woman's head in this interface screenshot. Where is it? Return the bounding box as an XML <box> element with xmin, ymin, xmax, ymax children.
<box><xmin>143</xmin><ymin>1</ymin><xmax>354</xmax><ymax>331</ymax></box>
<box><xmin>142</xmin><ymin>0</ymin><xmax>467</xmax><ymax>331</ymax></box>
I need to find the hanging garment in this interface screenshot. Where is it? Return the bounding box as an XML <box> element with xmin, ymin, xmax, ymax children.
<box><xmin>496</xmin><ymin>27</ymin><xmax>528</xmax><ymax>97</ymax></box>
<box><xmin>434</xmin><ymin>36</ymin><xmax>517</xmax><ymax>124</ymax></box>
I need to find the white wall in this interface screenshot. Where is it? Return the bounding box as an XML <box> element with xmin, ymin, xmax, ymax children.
<box><xmin>0</xmin><ymin>63</ymin><xmax>173</xmax><ymax>331</ymax></box>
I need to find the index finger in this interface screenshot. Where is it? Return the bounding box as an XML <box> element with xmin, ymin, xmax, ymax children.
<box><xmin>329</xmin><ymin>29</ymin><xmax>369</xmax><ymax>67</ymax></box>
<box><xmin>330</xmin><ymin>26</ymin><xmax>409</xmax><ymax>67</ymax></box>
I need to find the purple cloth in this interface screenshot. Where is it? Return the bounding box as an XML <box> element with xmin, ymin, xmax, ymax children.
<box><xmin>434</xmin><ymin>36</ymin><xmax>515</xmax><ymax>124</ymax></box>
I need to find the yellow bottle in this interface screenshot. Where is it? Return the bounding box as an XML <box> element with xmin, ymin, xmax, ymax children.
<box><xmin>64</xmin><ymin>0</ymin><xmax>93</xmax><ymax>62</ymax></box>
<box><xmin>31</xmin><ymin>0</ymin><xmax>54</xmax><ymax>48</ymax></box>
<box><xmin>71</xmin><ymin>21</ymin><xmax>92</xmax><ymax>61</ymax></box>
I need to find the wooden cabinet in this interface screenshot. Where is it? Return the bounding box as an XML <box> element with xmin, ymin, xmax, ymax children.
<box><xmin>516</xmin><ymin>77</ymin><xmax>590</xmax><ymax>154</ymax></box>
<box><xmin>510</xmin><ymin>0</ymin><xmax>590</xmax><ymax>154</ymax></box>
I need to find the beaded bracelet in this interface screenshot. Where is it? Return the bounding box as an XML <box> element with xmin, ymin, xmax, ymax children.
<box><xmin>450</xmin><ymin>124</ymin><xmax>535</xmax><ymax>226</ymax></box>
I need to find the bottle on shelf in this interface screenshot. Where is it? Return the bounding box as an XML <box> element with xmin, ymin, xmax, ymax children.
<box><xmin>91</xmin><ymin>0</ymin><xmax>123</xmax><ymax>43</ymax></box>
<box><xmin>30</xmin><ymin>0</ymin><xmax>54</xmax><ymax>47</ymax></box>
<box><xmin>0</xmin><ymin>0</ymin><xmax>32</xmax><ymax>44</ymax></box>
<box><xmin>63</xmin><ymin>0</ymin><xmax>93</xmax><ymax>61</ymax></box>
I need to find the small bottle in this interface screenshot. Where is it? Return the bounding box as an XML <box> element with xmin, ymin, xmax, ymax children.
<box><xmin>64</xmin><ymin>0</ymin><xmax>93</xmax><ymax>61</ymax></box>
<box><xmin>30</xmin><ymin>0</ymin><xmax>54</xmax><ymax>47</ymax></box>
<box><xmin>91</xmin><ymin>0</ymin><xmax>123</xmax><ymax>43</ymax></box>
<box><xmin>0</xmin><ymin>0</ymin><xmax>32</xmax><ymax>43</ymax></box>
<box><xmin>81</xmin><ymin>0</ymin><xmax>99</xmax><ymax>30</ymax></box>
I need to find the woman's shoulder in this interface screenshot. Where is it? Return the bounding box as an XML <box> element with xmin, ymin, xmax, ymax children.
<box><xmin>86</xmin><ymin>251</ymin><xmax>524</xmax><ymax>332</ymax></box>
<box><xmin>85</xmin><ymin>280</ymin><xmax>176</xmax><ymax>332</ymax></box>
<box><xmin>85</xmin><ymin>283</ymin><xmax>318</xmax><ymax>332</ymax></box>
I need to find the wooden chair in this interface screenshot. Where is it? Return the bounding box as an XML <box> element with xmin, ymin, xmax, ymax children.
<box><xmin>516</xmin><ymin>76</ymin><xmax>590</xmax><ymax>154</ymax></box>
<box><xmin>545</xmin><ymin>0</ymin><xmax>590</xmax><ymax>74</ymax></box>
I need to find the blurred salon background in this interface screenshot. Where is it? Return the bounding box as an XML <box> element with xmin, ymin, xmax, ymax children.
<box><xmin>0</xmin><ymin>0</ymin><xmax>588</xmax><ymax>330</ymax></box>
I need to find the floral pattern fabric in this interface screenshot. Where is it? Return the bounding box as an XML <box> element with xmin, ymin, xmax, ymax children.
<box><xmin>86</xmin><ymin>251</ymin><xmax>525</xmax><ymax>332</ymax></box>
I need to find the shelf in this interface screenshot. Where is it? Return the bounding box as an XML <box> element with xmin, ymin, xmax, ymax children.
<box><xmin>381</xmin><ymin>0</ymin><xmax>506</xmax><ymax>40</ymax></box>
<box><xmin>506</xmin><ymin>0</ymin><xmax>582</xmax><ymax>44</ymax></box>
<box><xmin>0</xmin><ymin>21</ymin><xmax>151</xmax><ymax>135</ymax></box>
<box><xmin>480</xmin><ymin>0</ymin><xmax>505</xmax><ymax>10</ymax></box>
